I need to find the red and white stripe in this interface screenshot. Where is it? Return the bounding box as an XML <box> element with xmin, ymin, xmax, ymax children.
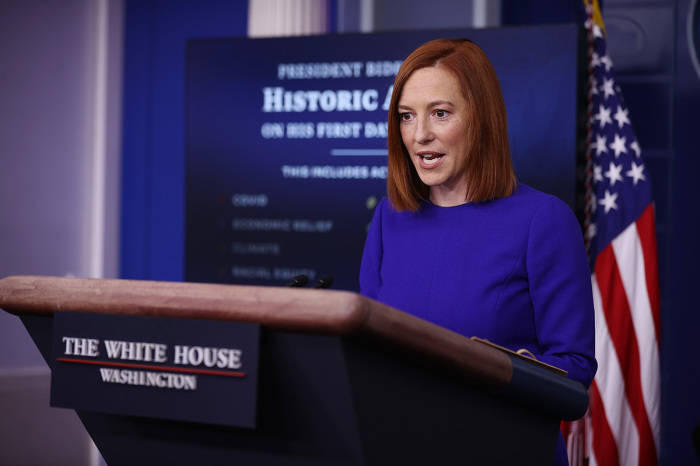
<box><xmin>589</xmin><ymin>203</ymin><xmax>661</xmax><ymax>466</ymax></box>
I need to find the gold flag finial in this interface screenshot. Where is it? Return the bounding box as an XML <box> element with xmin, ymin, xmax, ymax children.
<box><xmin>584</xmin><ymin>0</ymin><xmax>607</xmax><ymax>37</ymax></box>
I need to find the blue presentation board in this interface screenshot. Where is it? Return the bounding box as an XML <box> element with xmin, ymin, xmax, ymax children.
<box><xmin>185</xmin><ymin>25</ymin><xmax>585</xmax><ymax>291</ymax></box>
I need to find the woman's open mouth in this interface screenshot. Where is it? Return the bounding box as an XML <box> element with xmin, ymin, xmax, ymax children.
<box><xmin>418</xmin><ymin>152</ymin><xmax>445</xmax><ymax>167</ymax></box>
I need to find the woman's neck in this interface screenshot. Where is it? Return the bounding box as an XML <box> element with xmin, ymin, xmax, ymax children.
<box><xmin>429</xmin><ymin>186</ymin><xmax>469</xmax><ymax>207</ymax></box>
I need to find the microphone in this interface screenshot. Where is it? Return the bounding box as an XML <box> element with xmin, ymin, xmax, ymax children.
<box><xmin>286</xmin><ymin>274</ymin><xmax>309</xmax><ymax>287</ymax></box>
<box><xmin>312</xmin><ymin>274</ymin><xmax>334</xmax><ymax>289</ymax></box>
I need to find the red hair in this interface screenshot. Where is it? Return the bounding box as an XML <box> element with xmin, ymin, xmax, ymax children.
<box><xmin>387</xmin><ymin>38</ymin><xmax>517</xmax><ymax>211</ymax></box>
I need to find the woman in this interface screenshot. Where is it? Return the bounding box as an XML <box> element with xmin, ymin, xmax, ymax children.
<box><xmin>359</xmin><ymin>38</ymin><xmax>596</xmax><ymax>465</ymax></box>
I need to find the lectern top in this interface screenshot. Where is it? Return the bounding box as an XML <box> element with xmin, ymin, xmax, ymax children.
<box><xmin>0</xmin><ymin>275</ymin><xmax>512</xmax><ymax>388</ymax></box>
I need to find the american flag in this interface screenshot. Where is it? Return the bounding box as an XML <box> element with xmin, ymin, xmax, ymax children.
<box><xmin>563</xmin><ymin>1</ymin><xmax>662</xmax><ymax>465</ymax></box>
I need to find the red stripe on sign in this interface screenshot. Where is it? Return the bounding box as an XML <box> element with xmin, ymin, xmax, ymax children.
<box><xmin>56</xmin><ymin>357</ymin><xmax>247</xmax><ymax>378</ymax></box>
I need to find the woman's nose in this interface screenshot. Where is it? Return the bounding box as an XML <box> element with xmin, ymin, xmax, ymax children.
<box><xmin>414</xmin><ymin>116</ymin><xmax>434</xmax><ymax>144</ymax></box>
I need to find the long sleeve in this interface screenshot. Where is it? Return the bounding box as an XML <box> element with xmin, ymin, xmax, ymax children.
<box><xmin>525</xmin><ymin>196</ymin><xmax>598</xmax><ymax>387</ymax></box>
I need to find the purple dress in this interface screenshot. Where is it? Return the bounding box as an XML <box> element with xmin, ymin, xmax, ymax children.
<box><xmin>359</xmin><ymin>183</ymin><xmax>596</xmax><ymax>464</ymax></box>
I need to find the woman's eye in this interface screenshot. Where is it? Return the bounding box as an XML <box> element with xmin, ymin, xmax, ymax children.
<box><xmin>435</xmin><ymin>110</ymin><xmax>448</xmax><ymax>118</ymax></box>
<box><xmin>400</xmin><ymin>113</ymin><xmax>412</xmax><ymax>121</ymax></box>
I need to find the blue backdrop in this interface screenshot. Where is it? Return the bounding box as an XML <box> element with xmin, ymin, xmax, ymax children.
<box><xmin>121</xmin><ymin>0</ymin><xmax>249</xmax><ymax>281</ymax></box>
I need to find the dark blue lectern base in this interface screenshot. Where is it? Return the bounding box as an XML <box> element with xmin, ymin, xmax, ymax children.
<box><xmin>21</xmin><ymin>313</ymin><xmax>558</xmax><ymax>466</ymax></box>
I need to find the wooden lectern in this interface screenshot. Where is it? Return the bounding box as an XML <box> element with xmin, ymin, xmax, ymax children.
<box><xmin>0</xmin><ymin>275</ymin><xmax>588</xmax><ymax>465</ymax></box>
